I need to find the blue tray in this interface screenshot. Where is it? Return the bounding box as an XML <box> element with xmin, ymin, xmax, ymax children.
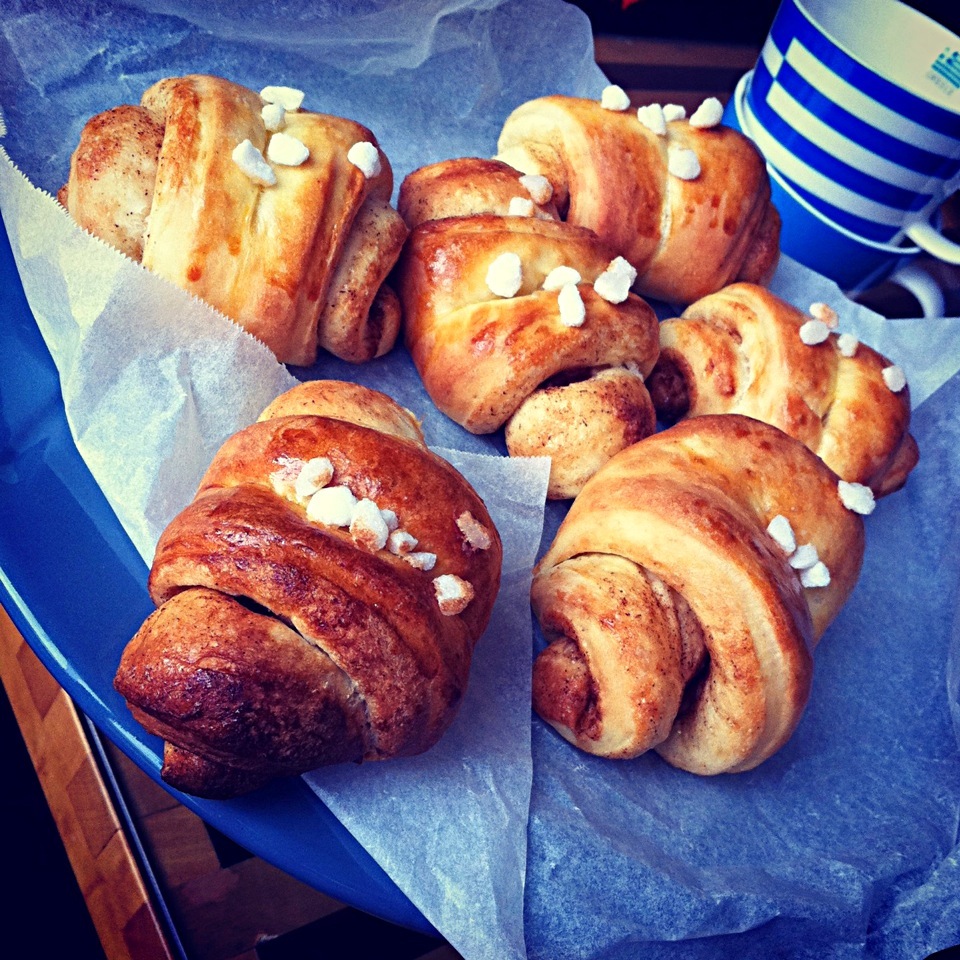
<box><xmin>0</xmin><ymin>208</ymin><xmax>435</xmax><ymax>937</ymax></box>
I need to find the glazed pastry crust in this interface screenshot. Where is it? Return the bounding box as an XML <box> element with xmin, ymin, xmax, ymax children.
<box><xmin>398</xmin><ymin>156</ymin><xmax>560</xmax><ymax>227</ymax></box>
<box><xmin>495</xmin><ymin>95</ymin><xmax>780</xmax><ymax>304</ymax></box>
<box><xmin>398</xmin><ymin>213</ymin><xmax>660</xmax><ymax>433</ymax></box>
<box><xmin>395</xmin><ymin>161</ymin><xmax>662</xmax><ymax>501</ymax></box>
<box><xmin>115</xmin><ymin>381</ymin><xmax>502</xmax><ymax>798</ymax></box>
<box><xmin>60</xmin><ymin>74</ymin><xmax>407</xmax><ymax>365</ymax></box>
<box><xmin>532</xmin><ymin>415</ymin><xmax>865</xmax><ymax>774</ymax></box>
<box><xmin>124</xmin><ymin>587</ymin><xmax>370</xmax><ymax>798</ymax></box>
<box><xmin>646</xmin><ymin>283</ymin><xmax>919</xmax><ymax>495</ymax></box>
<box><xmin>257</xmin><ymin>378</ymin><xmax>425</xmax><ymax>444</ymax></box>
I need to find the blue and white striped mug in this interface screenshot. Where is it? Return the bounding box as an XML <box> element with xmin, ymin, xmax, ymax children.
<box><xmin>724</xmin><ymin>73</ymin><xmax>947</xmax><ymax>315</ymax></box>
<box><xmin>743</xmin><ymin>0</ymin><xmax>960</xmax><ymax>263</ymax></box>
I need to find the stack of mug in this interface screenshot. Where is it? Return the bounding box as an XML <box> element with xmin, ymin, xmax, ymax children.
<box><xmin>722</xmin><ymin>0</ymin><xmax>960</xmax><ymax>316</ymax></box>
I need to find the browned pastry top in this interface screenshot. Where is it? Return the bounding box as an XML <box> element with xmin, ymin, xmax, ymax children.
<box><xmin>397</xmin><ymin>212</ymin><xmax>660</xmax><ymax>433</ymax></box>
<box><xmin>60</xmin><ymin>74</ymin><xmax>407</xmax><ymax>365</ymax></box>
<box><xmin>398</xmin><ymin>156</ymin><xmax>560</xmax><ymax>227</ymax></box>
<box><xmin>542</xmin><ymin>414</ymin><xmax>864</xmax><ymax>642</ymax></box>
<box><xmin>123</xmin><ymin>586</ymin><xmax>370</xmax><ymax>798</ymax></box>
<box><xmin>532</xmin><ymin>414</ymin><xmax>865</xmax><ymax>774</ymax></box>
<box><xmin>173</xmin><ymin>412</ymin><xmax>500</xmax><ymax>649</ymax></box>
<box><xmin>257</xmin><ymin>378</ymin><xmax>425</xmax><ymax>443</ymax></box>
<box><xmin>496</xmin><ymin>94</ymin><xmax>780</xmax><ymax>303</ymax></box>
<box><xmin>115</xmin><ymin>381</ymin><xmax>502</xmax><ymax>797</ymax></box>
<box><xmin>647</xmin><ymin>283</ymin><xmax>919</xmax><ymax>496</ymax></box>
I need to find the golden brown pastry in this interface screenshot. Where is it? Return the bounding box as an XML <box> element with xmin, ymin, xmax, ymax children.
<box><xmin>531</xmin><ymin>415</ymin><xmax>866</xmax><ymax>775</ymax></box>
<box><xmin>398</xmin><ymin>155</ymin><xmax>561</xmax><ymax>226</ymax></box>
<box><xmin>114</xmin><ymin>380</ymin><xmax>502</xmax><ymax>798</ymax></box>
<box><xmin>396</xmin><ymin>157</ymin><xmax>660</xmax><ymax>500</ymax></box>
<box><xmin>495</xmin><ymin>94</ymin><xmax>780</xmax><ymax>304</ymax></box>
<box><xmin>646</xmin><ymin>283</ymin><xmax>919</xmax><ymax>496</ymax></box>
<box><xmin>58</xmin><ymin>74</ymin><xmax>407</xmax><ymax>365</ymax></box>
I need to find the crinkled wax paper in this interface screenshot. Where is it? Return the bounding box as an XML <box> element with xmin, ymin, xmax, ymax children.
<box><xmin>2</xmin><ymin>2</ymin><xmax>960</xmax><ymax>958</ymax></box>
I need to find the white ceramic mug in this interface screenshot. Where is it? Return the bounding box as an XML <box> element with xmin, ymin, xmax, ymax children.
<box><xmin>745</xmin><ymin>0</ymin><xmax>960</xmax><ymax>264</ymax></box>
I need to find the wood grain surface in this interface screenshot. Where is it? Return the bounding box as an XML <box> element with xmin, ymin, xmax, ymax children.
<box><xmin>1</xmin><ymin>605</ymin><xmax>462</xmax><ymax>960</ymax></box>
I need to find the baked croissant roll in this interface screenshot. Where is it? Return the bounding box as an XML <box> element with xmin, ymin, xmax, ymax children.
<box><xmin>495</xmin><ymin>93</ymin><xmax>780</xmax><ymax>304</ymax></box>
<box><xmin>646</xmin><ymin>283</ymin><xmax>919</xmax><ymax>496</ymax></box>
<box><xmin>114</xmin><ymin>380</ymin><xmax>502</xmax><ymax>798</ymax></box>
<box><xmin>58</xmin><ymin>74</ymin><xmax>407</xmax><ymax>365</ymax></box>
<box><xmin>531</xmin><ymin>415</ymin><xmax>866</xmax><ymax>774</ymax></box>
<box><xmin>396</xmin><ymin>157</ymin><xmax>660</xmax><ymax>499</ymax></box>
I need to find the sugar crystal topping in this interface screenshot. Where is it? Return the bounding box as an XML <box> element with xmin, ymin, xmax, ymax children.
<box><xmin>543</xmin><ymin>265</ymin><xmax>581</xmax><ymax>291</ymax></box>
<box><xmin>637</xmin><ymin>103</ymin><xmax>667</xmax><ymax>136</ymax></box>
<box><xmin>667</xmin><ymin>146</ymin><xmax>700</xmax><ymax>180</ymax></box>
<box><xmin>519</xmin><ymin>173</ymin><xmax>553</xmax><ymax>205</ymax></box>
<box><xmin>260</xmin><ymin>85</ymin><xmax>305</xmax><ymax>110</ymax></box>
<box><xmin>594</xmin><ymin>256</ymin><xmax>637</xmax><ymax>304</ymax></box>
<box><xmin>882</xmin><ymin>365</ymin><xmax>907</xmax><ymax>393</ymax></box>
<box><xmin>347</xmin><ymin>141</ymin><xmax>381</xmax><ymax>178</ymax></box>
<box><xmin>838</xmin><ymin>480</ymin><xmax>876</xmax><ymax>515</ymax></box>
<box><xmin>766</xmin><ymin>514</ymin><xmax>796</xmax><ymax>554</ymax></box>
<box><xmin>434</xmin><ymin>574</ymin><xmax>475</xmax><ymax>615</ymax></box>
<box><xmin>800</xmin><ymin>561</ymin><xmax>831</xmax><ymax>588</ymax></box>
<box><xmin>295</xmin><ymin>456</ymin><xmax>334</xmax><ymax>499</ymax></box>
<box><xmin>388</xmin><ymin>529</ymin><xmax>418</xmax><ymax>555</ymax></box>
<box><xmin>837</xmin><ymin>332</ymin><xmax>859</xmax><ymax>358</ymax></box>
<box><xmin>508</xmin><ymin>196</ymin><xmax>536</xmax><ymax>217</ymax></box>
<box><xmin>232</xmin><ymin>139</ymin><xmax>276</xmax><ymax>186</ymax></box>
<box><xmin>405</xmin><ymin>551</ymin><xmax>438</xmax><ymax>572</ymax></box>
<box><xmin>350</xmin><ymin>498</ymin><xmax>390</xmax><ymax>551</ymax></box>
<box><xmin>766</xmin><ymin>515</ymin><xmax>831</xmax><ymax>588</ymax></box>
<box><xmin>601</xmin><ymin>85</ymin><xmax>631</xmax><ymax>111</ymax></box>
<box><xmin>267</xmin><ymin>132</ymin><xmax>310</xmax><ymax>167</ymax></box>
<box><xmin>809</xmin><ymin>302</ymin><xmax>838</xmax><ymax>328</ymax></box>
<box><xmin>486</xmin><ymin>252</ymin><xmax>523</xmax><ymax>298</ymax></box>
<box><xmin>558</xmin><ymin>283</ymin><xmax>586</xmax><ymax>327</ymax></box>
<box><xmin>457</xmin><ymin>512</ymin><xmax>492</xmax><ymax>551</ymax></box>
<box><xmin>261</xmin><ymin>102</ymin><xmax>286</xmax><ymax>131</ymax></box>
<box><xmin>286</xmin><ymin>455</ymin><xmax>477</xmax><ymax>612</ymax></box>
<box><xmin>799</xmin><ymin>318</ymin><xmax>830</xmax><ymax>346</ymax></box>
<box><xmin>306</xmin><ymin>485</ymin><xmax>357</xmax><ymax>527</ymax></box>
<box><xmin>689</xmin><ymin>97</ymin><xmax>723</xmax><ymax>128</ymax></box>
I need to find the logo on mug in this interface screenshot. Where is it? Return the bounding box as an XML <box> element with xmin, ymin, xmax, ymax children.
<box><xmin>928</xmin><ymin>48</ymin><xmax>960</xmax><ymax>96</ymax></box>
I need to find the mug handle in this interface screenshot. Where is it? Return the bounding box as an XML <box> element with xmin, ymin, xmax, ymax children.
<box><xmin>903</xmin><ymin>219</ymin><xmax>960</xmax><ymax>266</ymax></box>
<box><xmin>884</xmin><ymin>261</ymin><xmax>945</xmax><ymax>319</ymax></box>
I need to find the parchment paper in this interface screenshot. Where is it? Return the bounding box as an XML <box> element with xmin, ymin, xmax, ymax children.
<box><xmin>2</xmin><ymin>2</ymin><xmax>960</xmax><ymax>958</ymax></box>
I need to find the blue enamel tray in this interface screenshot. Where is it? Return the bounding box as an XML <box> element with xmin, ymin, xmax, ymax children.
<box><xmin>0</xmin><ymin>208</ymin><xmax>435</xmax><ymax>937</ymax></box>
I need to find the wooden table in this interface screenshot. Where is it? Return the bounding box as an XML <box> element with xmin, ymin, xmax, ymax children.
<box><xmin>0</xmin><ymin>604</ymin><xmax>461</xmax><ymax>960</ymax></box>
